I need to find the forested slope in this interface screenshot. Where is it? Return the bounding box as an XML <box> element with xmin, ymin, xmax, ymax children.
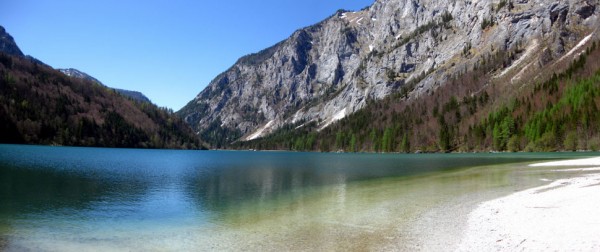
<box><xmin>235</xmin><ymin>41</ymin><xmax>600</xmax><ymax>153</ymax></box>
<box><xmin>0</xmin><ymin>52</ymin><xmax>204</xmax><ymax>149</ymax></box>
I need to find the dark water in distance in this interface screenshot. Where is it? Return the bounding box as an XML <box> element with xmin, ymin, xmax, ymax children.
<box><xmin>0</xmin><ymin>145</ymin><xmax>594</xmax><ymax>216</ymax></box>
<box><xmin>0</xmin><ymin>144</ymin><xmax>597</xmax><ymax>250</ymax></box>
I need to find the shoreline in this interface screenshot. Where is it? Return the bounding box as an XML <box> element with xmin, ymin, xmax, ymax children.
<box><xmin>457</xmin><ymin>157</ymin><xmax>600</xmax><ymax>251</ymax></box>
<box><xmin>529</xmin><ymin>156</ymin><xmax>600</xmax><ymax>166</ymax></box>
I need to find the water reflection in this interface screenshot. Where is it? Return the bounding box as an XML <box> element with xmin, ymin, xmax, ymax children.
<box><xmin>1</xmin><ymin>144</ymin><xmax>598</xmax><ymax>248</ymax></box>
<box><xmin>183</xmin><ymin>151</ymin><xmax>582</xmax><ymax>215</ymax></box>
<box><xmin>188</xmin><ymin>162</ymin><xmax>329</xmax><ymax>211</ymax></box>
<box><xmin>2</xmin><ymin>145</ymin><xmax>600</xmax><ymax>250</ymax></box>
<box><xmin>1</xmin><ymin>146</ymin><xmax>595</xmax><ymax>221</ymax></box>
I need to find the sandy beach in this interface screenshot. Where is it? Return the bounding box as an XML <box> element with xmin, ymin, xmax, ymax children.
<box><xmin>457</xmin><ymin>157</ymin><xmax>600</xmax><ymax>251</ymax></box>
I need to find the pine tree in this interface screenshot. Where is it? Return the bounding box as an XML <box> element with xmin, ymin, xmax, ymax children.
<box><xmin>350</xmin><ymin>134</ymin><xmax>357</xmax><ymax>152</ymax></box>
<box><xmin>381</xmin><ymin>127</ymin><xmax>393</xmax><ymax>152</ymax></box>
<box><xmin>401</xmin><ymin>133</ymin><xmax>410</xmax><ymax>153</ymax></box>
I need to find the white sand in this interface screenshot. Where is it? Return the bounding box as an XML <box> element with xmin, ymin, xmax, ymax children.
<box><xmin>529</xmin><ymin>156</ymin><xmax>600</xmax><ymax>167</ymax></box>
<box><xmin>552</xmin><ymin>167</ymin><xmax>600</xmax><ymax>172</ymax></box>
<box><xmin>457</xmin><ymin>157</ymin><xmax>600</xmax><ymax>251</ymax></box>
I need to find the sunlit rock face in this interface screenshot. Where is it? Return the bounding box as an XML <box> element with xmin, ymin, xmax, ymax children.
<box><xmin>178</xmin><ymin>0</ymin><xmax>599</xmax><ymax>142</ymax></box>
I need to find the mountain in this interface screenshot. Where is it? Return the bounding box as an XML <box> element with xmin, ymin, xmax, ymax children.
<box><xmin>233</xmin><ymin>1</ymin><xmax>600</xmax><ymax>153</ymax></box>
<box><xmin>0</xmin><ymin>26</ymin><xmax>204</xmax><ymax>149</ymax></box>
<box><xmin>59</xmin><ymin>68</ymin><xmax>152</xmax><ymax>103</ymax></box>
<box><xmin>112</xmin><ymin>89</ymin><xmax>152</xmax><ymax>104</ymax></box>
<box><xmin>0</xmin><ymin>26</ymin><xmax>23</xmax><ymax>57</ymax></box>
<box><xmin>238</xmin><ymin>42</ymin><xmax>600</xmax><ymax>152</ymax></box>
<box><xmin>179</xmin><ymin>0</ymin><xmax>599</xmax><ymax>149</ymax></box>
<box><xmin>59</xmin><ymin>68</ymin><xmax>103</xmax><ymax>83</ymax></box>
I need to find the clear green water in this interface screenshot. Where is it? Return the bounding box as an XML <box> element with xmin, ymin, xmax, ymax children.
<box><xmin>0</xmin><ymin>144</ymin><xmax>597</xmax><ymax>251</ymax></box>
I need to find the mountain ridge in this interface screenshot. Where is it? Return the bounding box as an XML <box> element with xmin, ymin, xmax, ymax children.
<box><xmin>0</xmin><ymin>26</ymin><xmax>204</xmax><ymax>149</ymax></box>
<box><xmin>58</xmin><ymin>68</ymin><xmax>152</xmax><ymax>103</ymax></box>
<box><xmin>0</xmin><ymin>26</ymin><xmax>24</xmax><ymax>57</ymax></box>
<box><xmin>179</xmin><ymin>0</ymin><xmax>600</xmax><ymax>148</ymax></box>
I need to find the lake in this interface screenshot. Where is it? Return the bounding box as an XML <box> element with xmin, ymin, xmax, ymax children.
<box><xmin>0</xmin><ymin>144</ymin><xmax>598</xmax><ymax>251</ymax></box>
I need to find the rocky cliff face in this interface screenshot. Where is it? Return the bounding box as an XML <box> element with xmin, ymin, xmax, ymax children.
<box><xmin>179</xmin><ymin>0</ymin><xmax>599</xmax><ymax>143</ymax></box>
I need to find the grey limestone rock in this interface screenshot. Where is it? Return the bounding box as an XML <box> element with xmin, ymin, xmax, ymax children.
<box><xmin>179</xmin><ymin>0</ymin><xmax>599</xmax><ymax>142</ymax></box>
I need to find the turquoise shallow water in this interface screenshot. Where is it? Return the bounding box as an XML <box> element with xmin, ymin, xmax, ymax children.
<box><xmin>0</xmin><ymin>144</ymin><xmax>597</xmax><ymax>250</ymax></box>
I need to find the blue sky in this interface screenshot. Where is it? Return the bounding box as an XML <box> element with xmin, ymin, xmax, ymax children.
<box><xmin>1</xmin><ymin>0</ymin><xmax>373</xmax><ymax>110</ymax></box>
